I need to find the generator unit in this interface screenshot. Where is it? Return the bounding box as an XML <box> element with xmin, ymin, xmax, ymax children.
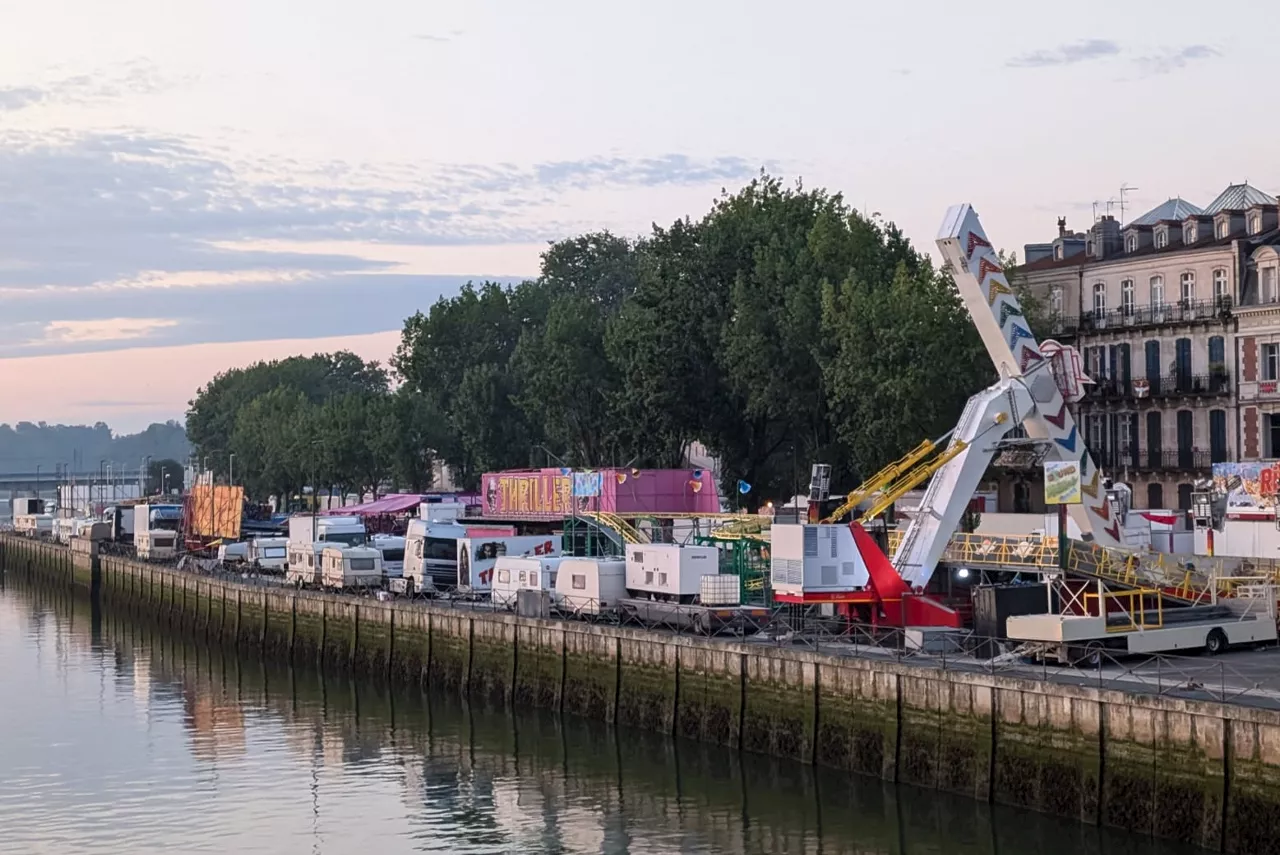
<box><xmin>624</xmin><ymin>543</ymin><xmax>718</xmax><ymax>603</ymax></box>
<box><xmin>769</xmin><ymin>523</ymin><xmax>871</xmax><ymax>598</ymax></box>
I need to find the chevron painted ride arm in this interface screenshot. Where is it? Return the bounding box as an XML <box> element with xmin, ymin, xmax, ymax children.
<box><xmin>935</xmin><ymin>204</ymin><xmax>1122</xmax><ymax>548</ymax></box>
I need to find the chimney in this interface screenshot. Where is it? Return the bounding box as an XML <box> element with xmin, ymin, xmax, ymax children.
<box><xmin>1090</xmin><ymin>214</ymin><xmax>1121</xmax><ymax>260</ymax></box>
<box><xmin>1057</xmin><ymin>217</ymin><xmax>1067</xmax><ymax>238</ymax></box>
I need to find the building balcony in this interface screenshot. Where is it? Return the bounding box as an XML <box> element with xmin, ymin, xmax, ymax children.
<box><xmin>1064</xmin><ymin>298</ymin><xmax>1234</xmax><ymax>336</ymax></box>
<box><xmin>1082</xmin><ymin>371</ymin><xmax>1231</xmax><ymax>402</ymax></box>
<box><xmin>1095</xmin><ymin>448</ymin><xmax>1214</xmax><ymax>472</ymax></box>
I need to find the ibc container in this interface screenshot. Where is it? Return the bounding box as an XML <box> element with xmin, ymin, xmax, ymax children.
<box><xmin>700</xmin><ymin>574</ymin><xmax>741</xmax><ymax>606</ymax></box>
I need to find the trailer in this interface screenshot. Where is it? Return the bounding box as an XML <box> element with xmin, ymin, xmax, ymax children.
<box><xmin>136</xmin><ymin>528</ymin><xmax>179</xmax><ymax>560</ymax></box>
<box><xmin>247</xmin><ymin>537</ymin><xmax>289</xmax><ymax>573</ymax></box>
<box><xmin>320</xmin><ymin>546</ymin><xmax>383</xmax><ymax>590</ymax></box>
<box><xmin>286</xmin><ymin>543</ymin><xmax>325</xmax><ymax>587</ymax></box>
<box><xmin>491</xmin><ymin>555</ymin><xmax>562</xmax><ymax>609</ymax></box>
<box><xmin>555</xmin><ymin>558</ymin><xmax>626</xmax><ymax>616</ymax></box>
<box><xmin>1007</xmin><ymin>577</ymin><xmax>1278</xmax><ymax>665</ymax></box>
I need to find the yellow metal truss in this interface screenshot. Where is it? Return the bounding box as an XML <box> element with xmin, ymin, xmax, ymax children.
<box><xmin>821</xmin><ymin>438</ymin><xmax>969</xmax><ymax>525</ymax></box>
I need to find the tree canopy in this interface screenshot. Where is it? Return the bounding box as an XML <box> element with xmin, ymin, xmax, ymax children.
<box><xmin>189</xmin><ymin>173</ymin><xmax>1000</xmax><ymax>507</ymax></box>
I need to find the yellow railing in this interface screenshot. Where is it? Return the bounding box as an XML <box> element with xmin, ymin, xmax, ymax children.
<box><xmin>886</xmin><ymin>527</ymin><xmax>1280</xmax><ymax>603</ymax></box>
<box><xmin>584</xmin><ymin>512</ymin><xmax>649</xmax><ymax>545</ymax></box>
<box><xmin>1084</xmin><ymin>587</ymin><xmax>1163</xmax><ymax>632</ymax></box>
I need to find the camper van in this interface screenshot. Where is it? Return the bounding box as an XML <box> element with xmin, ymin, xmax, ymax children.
<box><xmin>554</xmin><ymin>558</ymin><xmax>626</xmax><ymax>616</ymax></box>
<box><xmin>248</xmin><ymin>537</ymin><xmax>289</xmax><ymax>573</ymax></box>
<box><xmin>371</xmin><ymin>534</ymin><xmax>406</xmax><ymax>579</ymax></box>
<box><xmin>490</xmin><ymin>556</ymin><xmax>563</xmax><ymax>608</ymax></box>
<box><xmin>320</xmin><ymin>546</ymin><xmax>383</xmax><ymax>590</ymax></box>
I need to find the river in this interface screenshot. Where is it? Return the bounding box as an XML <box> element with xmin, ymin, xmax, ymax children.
<box><xmin>0</xmin><ymin>575</ymin><xmax>1196</xmax><ymax>855</ymax></box>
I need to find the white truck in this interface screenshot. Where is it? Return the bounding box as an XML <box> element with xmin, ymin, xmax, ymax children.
<box><xmin>286</xmin><ymin>515</ymin><xmax>367</xmax><ymax>582</ymax></box>
<box><xmin>320</xmin><ymin>546</ymin><xmax>383</xmax><ymax>590</ymax></box>
<box><xmin>403</xmin><ymin>518</ymin><xmax>470</xmax><ymax>593</ymax></box>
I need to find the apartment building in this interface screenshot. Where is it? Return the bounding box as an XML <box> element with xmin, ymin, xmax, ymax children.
<box><xmin>1011</xmin><ymin>183</ymin><xmax>1280</xmax><ymax>511</ymax></box>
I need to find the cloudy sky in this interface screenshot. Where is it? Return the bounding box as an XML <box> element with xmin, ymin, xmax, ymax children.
<box><xmin>1</xmin><ymin>0</ymin><xmax>1274</xmax><ymax>431</ymax></box>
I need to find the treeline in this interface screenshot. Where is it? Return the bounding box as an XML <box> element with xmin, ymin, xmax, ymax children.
<box><xmin>0</xmin><ymin>421</ymin><xmax>190</xmax><ymax>474</ymax></box>
<box><xmin>187</xmin><ymin>175</ymin><xmax>997</xmax><ymax>506</ymax></box>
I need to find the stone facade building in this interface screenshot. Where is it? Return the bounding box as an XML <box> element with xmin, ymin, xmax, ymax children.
<box><xmin>1010</xmin><ymin>183</ymin><xmax>1280</xmax><ymax>511</ymax></box>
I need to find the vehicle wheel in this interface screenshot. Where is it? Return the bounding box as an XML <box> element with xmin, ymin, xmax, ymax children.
<box><xmin>1206</xmin><ymin>629</ymin><xmax>1228</xmax><ymax>656</ymax></box>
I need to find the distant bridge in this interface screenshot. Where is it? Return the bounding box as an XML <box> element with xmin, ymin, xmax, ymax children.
<box><xmin>0</xmin><ymin>471</ymin><xmax>142</xmax><ymax>496</ymax></box>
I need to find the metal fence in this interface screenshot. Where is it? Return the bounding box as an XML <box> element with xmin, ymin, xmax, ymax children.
<box><xmin>119</xmin><ymin>553</ymin><xmax>1280</xmax><ymax>711</ymax></box>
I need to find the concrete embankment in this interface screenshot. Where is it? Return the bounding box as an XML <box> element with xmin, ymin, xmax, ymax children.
<box><xmin>6</xmin><ymin>532</ymin><xmax>1280</xmax><ymax>854</ymax></box>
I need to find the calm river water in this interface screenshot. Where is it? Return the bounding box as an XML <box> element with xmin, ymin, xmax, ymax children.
<box><xmin>0</xmin><ymin>576</ymin><xmax>1196</xmax><ymax>855</ymax></box>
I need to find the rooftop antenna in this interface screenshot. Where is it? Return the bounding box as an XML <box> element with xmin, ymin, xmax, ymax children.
<box><xmin>1119</xmin><ymin>183</ymin><xmax>1139</xmax><ymax>224</ymax></box>
<box><xmin>1091</xmin><ymin>200</ymin><xmax>1099</xmax><ymax>221</ymax></box>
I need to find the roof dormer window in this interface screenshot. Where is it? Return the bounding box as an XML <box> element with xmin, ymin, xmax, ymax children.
<box><xmin>1184</xmin><ymin>223</ymin><xmax>1196</xmax><ymax>245</ymax></box>
<box><xmin>1054</xmin><ymin>244</ymin><xmax>1063</xmax><ymax>260</ymax></box>
<box><xmin>1125</xmin><ymin>233</ymin><xmax>1138</xmax><ymax>253</ymax></box>
<box><xmin>1250</xmin><ymin>212</ymin><xmax>1262</xmax><ymax>234</ymax></box>
<box><xmin>1217</xmin><ymin>219</ymin><xmax>1229</xmax><ymax>239</ymax></box>
<box><xmin>1155</xmin><ymin>228</ymin><xmax>1168</xmax><ymax>249</ymax></box>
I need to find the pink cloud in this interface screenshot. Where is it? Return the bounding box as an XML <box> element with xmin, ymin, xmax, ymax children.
<box><xmin>0</xmin><ymin>331</ymin><xmax>399</xmax><ymax>432</ymax></box>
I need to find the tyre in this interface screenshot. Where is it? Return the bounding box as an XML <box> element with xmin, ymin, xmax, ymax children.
<box><xmin>1206</xmin><ymin>628</ymin><xmax>1228</xmax><ymax>655</ymax></box>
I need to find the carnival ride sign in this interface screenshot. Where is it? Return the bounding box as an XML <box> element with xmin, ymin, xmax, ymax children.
<box><xmin>1044</xmin><ymin>460</ymin><xmax>1082</xmax><ymax>505</ymax></box>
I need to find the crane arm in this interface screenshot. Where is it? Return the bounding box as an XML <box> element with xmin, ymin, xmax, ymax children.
<box><xmin>854</xmin><ymin>439</ymin><xmax>969</xmax><ymax>525</ymax></box>
<box><xmin>820</xmin><ymin>433</ymin><xmax>955</xmax><ymax>524</ymax></box>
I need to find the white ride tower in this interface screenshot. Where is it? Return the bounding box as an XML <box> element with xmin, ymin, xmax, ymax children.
<box><xmin>890</xmin><ymin>205</ymin><xmax>1124</xmax><ymax>591</ymax></box>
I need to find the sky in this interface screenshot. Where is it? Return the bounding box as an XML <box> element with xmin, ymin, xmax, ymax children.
<box><xmin>1</xmin><ymin>0</ymin><xmax>1276</xmax><ymax>431</ymax></box>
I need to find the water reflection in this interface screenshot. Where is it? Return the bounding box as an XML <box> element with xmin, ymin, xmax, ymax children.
<box><xmin>0</xmin><ymin>581</ymin><xmax>1197</xmax><ymax>855</ymax></box>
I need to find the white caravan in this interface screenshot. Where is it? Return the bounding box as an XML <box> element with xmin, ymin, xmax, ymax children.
<box><xmin>286</xmin><ymin>515</ymin><xmax>367</xmax><ymax>580</ymax></box>
<box><xmin>491</xmin><ymin>556</ymin><xmax>563</xmax><ymax>609</ymax></box>
<box><xmin>457</xmin><ymin>534</ymin><xmax>560</xmax><ymax>593</ymax></box>
<box><xmin>320</xmin><ymin>546</ymin><xmax>383</xmax><ymax>590</ymax></box>
<box><xmin>248</xmin><ymin>537</ymin><xmax>289</xmax><ymax>573</ymax></box>
<box><xmin>136</xmin><ymin>529</ymin><xmax>179</xmax><ymax>560</ymax></box>
<box><xmin>554</xmin><ymin>558</ymin><xmax>627</xmax><ymax>616</ymax></box>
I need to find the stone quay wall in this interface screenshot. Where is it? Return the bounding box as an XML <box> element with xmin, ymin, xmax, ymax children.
<box><xmin>5</xmin><ymin>532</ymin><xmax>1280</xmax><ymax>854</ymax></box>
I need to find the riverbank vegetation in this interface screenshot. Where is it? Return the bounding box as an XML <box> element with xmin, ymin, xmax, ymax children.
<box><xmin>187</xmin><ymin>175</ymin><xmax>1001</xmax><ymax>505</ymax></box>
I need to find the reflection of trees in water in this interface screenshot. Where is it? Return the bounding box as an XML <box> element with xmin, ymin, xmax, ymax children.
<box><xmin>3</xmin><ymin>580</ymin><xmax>1188</xmax><ymax>855</ymax></box>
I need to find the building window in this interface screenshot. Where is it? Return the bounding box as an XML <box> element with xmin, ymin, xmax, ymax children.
<box><xmin>1267</xmin><ymin>414</ymin><xmax>1280</xmax><ymax>459</ymax></box>
<box><xmin>1054</xmin><ymin>244</ymin><xmax>1063</xmax><ymax>260</ymax></box>
<box><xmin>1213</xmin><ymin>268</ymin><xmax>1228</xmax><ymax>304</ymax></box>
<box><xmin>1180</xmin><ymin>271</ymin><xmax>1195</xmax><ymax>304</ymax></box>
<box><xmin>1184</xmin><ymin>223</ymin><xmax>1196</xmax><ymax>245</ymax></box>
<box><xmin>1178</xmin><ymin>484</ymin><xmax>1194</xmax><ymax>511</ymax></box>
<box><xmin>1149</xmin><ymin>275</ymin><xmax>1164</xmax><ymax>310</ymax></box>
<box><xmin>1126</xmin><ymin>233</ymin><xmax>1138</xmax><ymax>253</ymax></box>
<box><xmin>1050</xmin><ymin>287</ymin><xmax>1062</xmax><ymax>317</ymax></box>
<box><xmin>1264</xmin><ymin>342</ymin><xmax>1279</xmax><ymax>381</ymax></box>
<box><xmin>1155</xmin><ymin>229</ymin><xmax>1168</xmax><ymax>249</ymax></box>
<box><xmin>1264</xmin><ymin>267</ymin><xmax>1279</xmax><ymax>304</ymax></box>
<box><xmin>1250</xmin><ymin>213</ymin><xmax>1262</xmax><ymax>235</ymax></box>
<box><xmin>1120</xmin><ymin>279</ymin><xmax>1134</xmax><ymax>316</ymax></box>
<box><xmin>1217</xmin><ymin>219</ymin><xmax>1229</xmax><ymax>239</ymax></box>
<box><xmin>1147</xmin><ymin>483</ymin><xmax>1164</xmax><ymax>509</ymax></box>
<box><xmin>1092</xmin><ymin>282</ymin><xmax>1106</xmax><ymax>316</ymax></box>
